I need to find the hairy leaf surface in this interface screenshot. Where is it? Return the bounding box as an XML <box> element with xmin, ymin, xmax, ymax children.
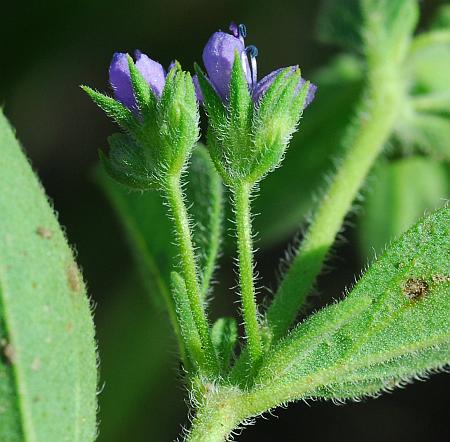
<box><xmin>0</xmin><ymin>110</ymin><xmax>97</xmax><ymax>441</ymax></box>
<box><xmin>97</xmin><ymin>144</ymin><xmax>222</xmax><ymax>305</ymax></box>
<box><xmin>256</xmin><ymin>206</ymin><xmax>449</xmax><ymax>403</ymax></box>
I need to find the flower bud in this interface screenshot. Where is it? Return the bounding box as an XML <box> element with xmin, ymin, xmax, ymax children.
<box><xmin>195</xmin><ymin>23</ymin><xmax>316</xmax><ymax>186</ymax></box>
<box><xmin>83</xmin><ymin>52</ymin><xmax>199</xmax><ymax>190</ymax></box>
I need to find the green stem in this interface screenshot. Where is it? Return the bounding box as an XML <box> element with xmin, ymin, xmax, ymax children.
<box><xmin>165</xmin><ymin>174</ymin><xmax>218</xmax><ymax>375</ymax></box>
<box><xmin>186</xmin><ymin>331</ymin><xmax>449</xmax><ymax>441</ymax></box>
<box><xmin>266</xmin><ymin>60</ymin><xmax>404</xmax><ymax>342</ymax></box>
<box><xmin>186</xmin><ymin>390</ymin><xmax>242</xmax><ymax>442</ymax></box>
<box><xmin>233</xmin><ymin>182</ymin><xmax>263</xmax><ymax>367</ymax></box>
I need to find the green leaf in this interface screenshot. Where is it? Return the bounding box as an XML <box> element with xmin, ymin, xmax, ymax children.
<box><xmin>96</xmin><ymin>163</ymin><xmax>176</xmax><ymax>313</ymax></box>
<box><xmin>185</xmin><ymin>146</ymin><xmax>223</xmax><ymax>298</ymax></box>
<box><xmin>256</xmin><ymin>206</ymin><xmax>450</xmax><ymax>403</ymax></box>
<box><xmin>171</xmin><ymin>272</ymin><xmax>203</xmax><ymax>369</ymax></box>
<box><xmin>211</xmin><ymin>318</ymin><xmax>238</xmax><ymax>373</ymax></box>
<box><xmin>157</xmin><ymin>70</ymin><xmax>200</xmax><ymax>173</ymax></box>
<box><xmin>408</xmin><ymin>30</ymin><xmax>450</xmax><ymax>94</ymax></box>
<box><xmin>0</xmin><ymin>110</ymin><xmax>97</xmax><ymax>440</ymax></box>
<box><xmin>317</xmin><ymin>0</ymin><xmax>418</xmax><ymax>62</ymax></box>
<box><xmin>396</xmin><ymin>112</ymin><xmax>450</xmax><ymax>161</ymax></box>
<box><xmin>358</xmin><ymin>156</ymin><xmax>449</xmax><ymax>259</ymax></box>
<box><xmin>96</xmin><ymin>144</ymin><xmax>222</xmax><ymax>306</ymax></box>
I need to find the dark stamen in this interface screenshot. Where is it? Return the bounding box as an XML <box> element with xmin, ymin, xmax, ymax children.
<box><xmin>245</xmin><ymin>45</ymin><xmax>258</xmax><ymax>58</ymax></box>
<box><xmin>239</xmin><ymin>24</ymin><xmax>247</xmax><ymax>39</ymax></box>
<box><xmin>245</xmin><ymin>45</ymin><xmax>259</xmax><ymax>87</ymax></box>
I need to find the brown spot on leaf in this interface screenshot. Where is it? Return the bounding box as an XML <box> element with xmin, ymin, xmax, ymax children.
<box><xmin>67</xmin><ymin>262</ymin><xmax>81</xmax><ymax>293</ymax></box>
<box><xmin>66</xmin><ymin>322</ymin><xmax>74</xmax><ymax>334</ymax></box>
<box><xmin>31</xmin><ymin>357</ymin><xmax>41</xmax><ymax>371</ymax></box>
<box><xmin>36</xmin><ymin>226</ymin><xmax>53</xmax><ymax>239</ymax></box>
<box><xmin>403</xmin><ymin>278</ymin><xmax>429</xmax><ymax>301</ymax></box>
<box><xmin>2</xmin><ymin>342</ymin><xmax>16</xmax><ymax>365</ymax></box>
<box><xmin>432</xmin><ymin>274</ymin><xmax>450</xmax><ymax>284</ymax></box>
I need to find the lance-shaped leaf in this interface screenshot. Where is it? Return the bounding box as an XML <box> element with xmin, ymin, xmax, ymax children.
<box><xmin>255</xmin><ymin>206</ymin><xmax>449</xmax><ymax>404</ymax></box>
<box><xmin>211</xmin><ymin>317</ymin><xmax>238</xmax><ymax>373</ymax></box>
<box><xmin>184</xmin><ymin>147</ymin><xmax>223</xmax><ymax>298</ymax></box>
<box><xmin>97</xmin><ymin>144</ymin><xmax>222</xmax><ymax>305</ymax></box>
<box><xmin>171</xmin><ymin>272</ymin><xmax>203</xmax><ymax>369</ymax></box>
<box><xmin>0</xmin><ymin>111</ymin><xmax>97</xmax><ymax>440</ymax></box>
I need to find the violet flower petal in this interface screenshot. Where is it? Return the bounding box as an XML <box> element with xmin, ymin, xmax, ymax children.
<box><xmin>167</xmin><ymin>60</ymin><xmax>177</xmax><ymax>74</ymax></box>
<box><xmin>134</xmin><ymin>50</ymin><xmax>166</xmax><ymax>98</ymax></box>
<box><xmin>304</xmin><ymin>82</ymin><xmax>317</xmax><ymax>108</ymax></box>
<box><xmin>109</xmin><ymin>52</ymin><xmax>136</xmax><ymax>109</ymax></box>
<box><xmin>193</xmin><ymin>75</ymin><xmax>203</xmax><ymax>103</ymax></box>
<box><xmin>202</xmin><ymin>31</ymin><xmax>250</xmax><ymax>101</ymax></box>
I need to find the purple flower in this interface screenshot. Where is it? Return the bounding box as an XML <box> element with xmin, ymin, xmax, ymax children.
<box><xmin>196</xmin><ymin>22</ymin><xmax>316</xmax><ymax>107</ymax></box>
<box><xmin>109</xmin><ymin>50</ymin><xmax>168</xmax><ymax>110</ymax></box>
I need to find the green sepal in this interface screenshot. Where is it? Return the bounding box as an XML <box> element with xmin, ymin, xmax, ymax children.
<box><xmin>99</xmin><ymin>133</ymin><xmax>157</xmax><ymax>190</ymax></box>
<box><xmin>126</xmin><ymin>54</ymin><xmax>157</xmax><ymax>117</ymax></box>
<box><xmin>81</xmin><ymin>86</ymin><xmax>138</xmax><ymax>133</ymax></box>
<box><xmin>211</xmin><ymin>317</ymin><xmax>238</xmax><ymax>373</ymax></box>
<box><xmin>206</xmin><ymin>54</ymin><xmax>255</xmax><ymax>184</ymax></box>
<box><xmin>157</xmin><ymin>70</ymin><xmax>200</xmax><ymax>174</ymax></box>
<box><xmin>228</xmin><ymin>52</ymin><xmax>253</xmax><ymax>145</ymax></box>
<box><xmin>248</xmin><ymin>69</ymin><xmax>307</xmax><ymax>183</ymax></box>
<box><xmin>85</xmin><ymin>63</ymin><xmax>200</xmax><ymax>190</ymax></box>
<box><xmin>201</xmin><ymin>62</ymin><xmax>311</xmax><ymax>186</ymax></box>
<box><xmin>194</xmin><ymin>63</ymin><xmax>226</xmax><ymax>130</ymax></box>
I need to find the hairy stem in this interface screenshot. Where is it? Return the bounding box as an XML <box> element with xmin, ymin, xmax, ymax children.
<box><xmin>186</xmin><ymin>389</ymin><xmax>242</xmax><ymax>442</ymax></box>
<box><xmin>165</xmin><ymin>174</ymin><xmax>218</xmax><ymax>375</ymax></box>
<box><xmin>266</xmin><ymin>58</ymin><xmax>404</xmax><ymax>342</ymax></box>
<box><xmin>233</xmin><ymin>182</ymin><xmax>263</xmax><ymax>367</ymax></box>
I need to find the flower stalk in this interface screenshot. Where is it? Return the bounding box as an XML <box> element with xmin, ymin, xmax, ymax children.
<box><xmin>233</xmin><ymin>182</ymin><xmax>263</xmax><ymax>368</ymax></box>
<box><xmin>165</xmin><ymin>174</ymin><xmax>219</xmax><ymax>375</ymax></box>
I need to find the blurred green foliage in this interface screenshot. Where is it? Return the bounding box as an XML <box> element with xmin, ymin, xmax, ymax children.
<box><xmin>1</xmin><ymin>0</ymin><xmax>449</xmax><ymax>440</ymax></box>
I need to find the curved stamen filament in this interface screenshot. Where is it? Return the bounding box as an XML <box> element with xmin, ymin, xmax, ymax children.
<box><xmin>245</xmin><ymin>45</ymin><xmax>258</xmax><ymax>88</ymax></box>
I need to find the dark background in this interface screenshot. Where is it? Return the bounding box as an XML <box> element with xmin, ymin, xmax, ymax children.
<box><xmin>1</xmin><ymin>1</ymin><xmax>449</xmax><ymax>441</ymax></box>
